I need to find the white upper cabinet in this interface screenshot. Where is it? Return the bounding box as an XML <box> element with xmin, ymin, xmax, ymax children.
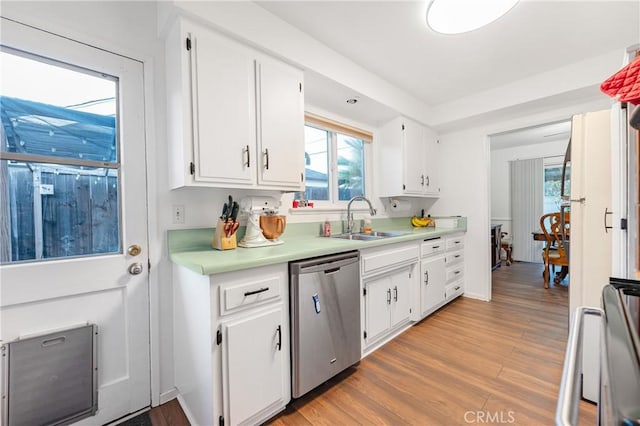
<box><xmin>378</xmin><ymin>116</ymin><xmax>440</xmax><ymax>197</ymax></box>
<box><xmin>165</xmin><ymin>17</ymin><xmax>305</xmax><ymax>191</ymax></box>
<box><xmin>256</xmin><ymin>56</ymin><xmax>305</xmax><ymax>187</ymax></box>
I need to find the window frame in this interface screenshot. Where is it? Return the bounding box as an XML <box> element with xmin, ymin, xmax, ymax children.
<box><xmin>301</xmin><ymin>119</ymin><xmax>372</xmax><ymax>209</ymax></box>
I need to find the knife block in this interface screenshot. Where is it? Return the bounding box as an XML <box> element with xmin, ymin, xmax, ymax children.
<box><xmin>212</xmin><ymin>218</ymin><xmax>237</xmax><ymax>251</ymax></box>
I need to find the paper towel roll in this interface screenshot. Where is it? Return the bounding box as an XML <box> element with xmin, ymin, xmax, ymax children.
<box><xmin>389</xmin><ymin>199</ymin><xmax>411</xmax><ymax>212</ymax></box>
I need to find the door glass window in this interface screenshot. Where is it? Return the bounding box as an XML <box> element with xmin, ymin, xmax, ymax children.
<box><xmin>0</xmin><ymin>48</ymin><xmax>120</xmax><ymax>263</ymax></box>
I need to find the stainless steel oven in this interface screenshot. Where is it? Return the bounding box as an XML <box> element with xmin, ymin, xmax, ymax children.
<box><xmin>556</xmin><ymin>278</ymin><xmax>640</xmax><ymax>425</ymax></box>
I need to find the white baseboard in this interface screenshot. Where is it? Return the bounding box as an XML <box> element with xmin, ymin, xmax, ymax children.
<box><xmin>159</xmin><ymin>387</ymin><xmax>179</xmax><ymax>405</ymax></box>
<box><xmin>177</xmin><ymin>394</ymin><xmax>197</xmax><ymax>425</ymax></box>
<box><xmin>462</xmin><ymin>291</ymin><xmax>490</xmax><ymax>302</ymax></box>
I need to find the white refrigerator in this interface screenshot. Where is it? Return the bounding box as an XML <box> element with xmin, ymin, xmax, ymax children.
<box><xmin>568</xmin><ymin>103</ymin><xmax>634</xmax><ymax>403</ymax></box>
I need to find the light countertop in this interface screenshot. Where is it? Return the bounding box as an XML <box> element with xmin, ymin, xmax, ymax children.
<box><xmin>168</xmin><ymin>217</ymin><xmax>466</xmax><ymax>275</ymax></box>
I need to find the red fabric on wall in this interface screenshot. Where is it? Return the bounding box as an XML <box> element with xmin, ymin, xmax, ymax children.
<box><xmin>600</xmin><ymin>56</ymin><xmax>640</xmax><ymax>105</ymax></box>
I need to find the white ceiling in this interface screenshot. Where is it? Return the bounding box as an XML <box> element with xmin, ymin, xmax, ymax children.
<box><xmin>256</xmin><ymin>0</ymin><xmax>639</xmax><ymax>145</ymax></box>
<box><xmin>257</xmin><ymin>1</ymin><xmax>640</xmax><ymax>108</ymax></box>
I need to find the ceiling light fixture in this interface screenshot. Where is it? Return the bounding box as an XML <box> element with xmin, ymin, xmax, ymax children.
<box><xmin>426</xmin><ymin>0</ymin><xmax>519</xmax><ymax>35</ymax></box>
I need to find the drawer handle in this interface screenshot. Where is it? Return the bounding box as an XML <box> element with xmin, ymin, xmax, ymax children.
<box><xmin>454</xmin><ymin>286</ymin><xmax>461</xmax><ymax>291</ymax></box>
<box><xmin>454</xmin><ymin>271</ymin><xmax>461</xmax><ymax>275</ymax></box>
<box><xmin>42</xmin><ymin>336</ymin><xmax>66</xmax><ymax>347</ymax></box>
<box><xmin>244</xmin><ymin>287</ymin><xmax>269</xmax><ymax>296</ymax></box>
<box><xmin>276</xmin><ymin>325</ymin><xmax>282</xmax><ymax>351</ymax></box>
<box><xmin>432</xmin><ymin>245</ymin><xmax>440</xmax><ymax>249</ymax></box>
<box><xmin>454</xmin><ymin>254</ymin><xmax>461</xmax><ymax>258</ymax></box>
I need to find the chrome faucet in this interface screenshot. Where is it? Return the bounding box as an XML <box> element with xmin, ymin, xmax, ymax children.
<box><xmin>346</xmin><ymin>195</ymin><xmax>376</xmax><ymax>234</ymax></box>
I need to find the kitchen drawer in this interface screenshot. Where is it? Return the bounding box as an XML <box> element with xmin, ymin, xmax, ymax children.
<box><xmin>445</xmin><ymin>280</ymin><xmax>464</xmax><ymax>301</ymax></box>
<box><xmin>445</xmin><ymin>235</ymin><xmax>464</xmax><ymax>251</ymax></box>
<box><xmin>420</xmin><ymin>237</ymin><xmax>445</xmax><ymax>257</ymax></box>
<box><xmin>361</xmin><ymin>243</ymin><xmax>419</xmax><ymax>276</ymax></box>
<box><xmin>219</xmin><ymin>275</ymin><xmax>281</xmax><ymax>315</ymax></box>
<box><xmin>445</xmin><ymin>250</ymin><xmax>464</xmax><ymax>265</ymax></box>
<box><xmin>446</xmin><ymin>264</ymin><xmax>464</xmax><ymax>283</ymax></box>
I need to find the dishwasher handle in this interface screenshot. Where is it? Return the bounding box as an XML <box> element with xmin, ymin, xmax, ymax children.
<box><xmin>292</xmin><ymin>251</ymin><xmax>360</xmax><ymax>275</ymax></box>
<box><xmin>555</xmin><ymin>306</ymin><xmax>602</xmax><ymax>426</ymax></box>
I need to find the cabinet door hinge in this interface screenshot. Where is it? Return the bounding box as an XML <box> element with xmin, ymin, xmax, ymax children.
<box><xmin>186</xmin><ymin>37</ymin><xmax>192</xmax><ymax>51</ymax></box>
<box><xmin>216</xmin><ymin>329</ymin><xmax>222</xmax><ymax>345</ymax></box>
<box><xmin>219</xmin><ymin>416</ymin><xmax>224</xmax><ymax>426</ymax></box>
<box><xmin>189</xmin><ymin>162</ymin><xmax>195</xmax><ymax>175</ymax></box>
<box><xmin>364</xmin><ymin>331</ymin><xmax>367</xmax><ymax>339</ymax></box>
<box><xmin>363</xmin><ymin>288</ymin><xmax>367</xmax><ymax>296</ymax></box>
<box><xmin>299</xmin><ymin>82</ymin><xmax>302</xmax><ymax>93</ymax></box>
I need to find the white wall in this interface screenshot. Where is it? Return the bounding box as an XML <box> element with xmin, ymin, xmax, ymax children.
<box><xmin>490</xmin><ymin>140</ymin><xmax>568</xmax><ymax>236</ymax></box>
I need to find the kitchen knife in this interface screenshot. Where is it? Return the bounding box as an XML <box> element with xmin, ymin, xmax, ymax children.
<box><xmin>230</xmin><ymin>201</ymin><xmax>239</xmax><ymax>222</ymax></box>
<box><xmin>221</xmin><ymin>203</ymin><xmax>229</xmax><ymax>221</ymax></box>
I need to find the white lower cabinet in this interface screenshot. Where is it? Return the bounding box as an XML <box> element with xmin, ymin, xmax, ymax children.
<box><xmin>420</xmin><ymin>254</ymin><xmax>446</xmax><ymax>317</ymax></box>
<box><xmin>173</xmin><ymin>263</ymin><xmax>290</xmax><ymax>426</ymax></box>
<box><xmin>221</xmin><ymin>307</ymin><xmax>286</xmax><ymax>425</ymax></box>
<box><xmin>361</xmin><ymin>243</ymin><xmax>418</xmax><ymax>354</ymax></box>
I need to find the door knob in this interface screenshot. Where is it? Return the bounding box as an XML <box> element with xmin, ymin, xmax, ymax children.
<box><xmin>128</xmin><ymin>262</ymin><xmax>143</xmax><ymax>275</ymax></box>
<box><xmin>127</xmin><ymin>244</ymin><xmax>142</xmax><ymax>256</ymax></box>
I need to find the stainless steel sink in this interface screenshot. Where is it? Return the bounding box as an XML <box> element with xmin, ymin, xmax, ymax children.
<box><xmin>331</xmin><ymin>233</ymin><xmax>384</xmax><ymax>241</ymax></box>
<box><xmin>366</xmin><ymin>231</ymin><xmax>406</xmax><ymax>238</ymax></box>
<box><xmin>330</xmin><ymin>231</ymin><xmax>406</xmax><ymax>241</ymax></box>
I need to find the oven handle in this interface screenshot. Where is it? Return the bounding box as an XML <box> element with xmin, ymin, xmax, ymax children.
<box><xmin>555</xmin><ymin>306</ymin><xmax>602</xmax><ymax>426</ymax></box>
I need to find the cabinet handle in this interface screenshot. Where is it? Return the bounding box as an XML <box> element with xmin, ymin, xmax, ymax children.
<box><xmin>244</xmin><ymin>145</ymin><xmax>250</xmax><ymax>168</ymax></box>
<box><xmin>424</xmin><ymin>270</ymin><xmax>429</xmax><ymax>285</ymax></box>
<box><xmin>454</xmin><ymin>271</ymin><xmax>461</xmax><ymax>275</ymax></box>
<box><xmin>276</xmin><ymin>325</ymin><xmax>282</xmax><ymax>351</ymax></box>
<box><xmin>393</xmin><ymin>286</ymin><xmax>398</xmax><ymax>302</ymax></box>
<box><xmin>432</xmin><ymin>245</ymin><xmax>440</xmax><ymax>249</ymax></box>
<box><xmin>426</xmin><ymin>176</ymin><xmax>430</xmax><ymax>186</ymax></box>
<box><xmin>244</xmin><ymin>287</ymin><xmax>269</xmax><ymax>296</ymax></box>
<box><xmin>421</xmin><ymin>174</ymin><xmax>425</xmax><ymax>186</ymax></box>
<box><xmin>454</xmin><ymin>254</ymin><xmax>461</xmax><ymax>258</ymax></box>
<box><xmin>386</xmin><ymin>289</ymin><xmax>391</xmax><ymax>305</ymax></box>
<box><xmin>264</xmin><ymin>148</ymin><xmax>270</xmax><ymax>170</ymax></box>
<box><xmin>454</xmin><ymin>286</ymin><xmax>461</xmax><ymax>291</ymax></box>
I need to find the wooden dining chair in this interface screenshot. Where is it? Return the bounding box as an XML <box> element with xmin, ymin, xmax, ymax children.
<box><xmin>539</xmin><ymin>212</ymin><xmax>570</xmax><ymax>288</ymax></box>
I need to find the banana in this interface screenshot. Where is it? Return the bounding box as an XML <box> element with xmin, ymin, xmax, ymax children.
<box><xmin>411</xmin><ymin>216</ymin><xmax>431</xmax><ymax>227</ymax></box>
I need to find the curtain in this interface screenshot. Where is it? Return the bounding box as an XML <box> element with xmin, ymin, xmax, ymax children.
<box><xmin>510</xmin><ymin>158</ymin><xmax>544</xmax><ymax>262</ymax></box>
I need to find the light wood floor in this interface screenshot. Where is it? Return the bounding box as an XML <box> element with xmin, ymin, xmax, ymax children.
<box><xmin>154</xmin><ymin>261</ymin><xmax>597</xmax><ymax>425</ymax></box>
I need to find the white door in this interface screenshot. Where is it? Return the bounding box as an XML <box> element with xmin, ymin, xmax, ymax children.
<box><xmin>221</xmin><ymin>308</ymin><xmax>285</xmax><ymax>425</ymax></box>
<box><xmin>569</xmin><ymin>109</ymin><xmax>612</xmax><ymax>402</ymax></box>
<box><xmin>402</xmin><ymin>119</ymin><xmax>425</xmax><ymax>195</ymax></box>
<box><xmin>0</xmin><ymin>19</ymin><xmax>150</xmax><ymax>424</ymax></box>
<box><xmin>365</xmin><ymin>275</ymin><xmax>392</xmax><ymax>343</ymax></box>
<box><xmin>390</xmin><ymin>267</ymin><xmax>413</xmax><ymax>327</ymax></box>
<box><xmin>188</xmin><ymin>20</ymin><xmax>256</xmax><ymax>186</ymax></box>
<box><xmin>257</xmin><ymin>56</ymin><xmax>305</xmax><ymax>189</ymax></box>
<box><xmin>421</xmin><ymin>256</ymin><xmax>446</xmax><ymax>316</ymax></box>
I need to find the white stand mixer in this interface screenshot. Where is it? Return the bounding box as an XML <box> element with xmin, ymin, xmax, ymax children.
<box><xmin>238</xmin><ymin>196</ymin><xmax>285</xmax><ymax>248</ymax></box>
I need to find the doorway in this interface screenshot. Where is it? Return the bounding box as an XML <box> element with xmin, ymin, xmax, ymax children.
<box><xmin>489</xmin><ymin>120</ymin><xmax>571</xmax><ymax>289</ymax></box>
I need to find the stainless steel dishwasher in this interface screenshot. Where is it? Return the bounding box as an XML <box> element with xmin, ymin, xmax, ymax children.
<box><xmin>289</xmin><ymin>250</ymin><xmax>361</xmax><ymax>398</ymax></box>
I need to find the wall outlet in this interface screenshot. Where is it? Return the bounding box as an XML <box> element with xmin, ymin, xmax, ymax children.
<box><xmin>173</xmin><ymin>205</ymin><xmax>185</xmax><ymax>224</ymax></box>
